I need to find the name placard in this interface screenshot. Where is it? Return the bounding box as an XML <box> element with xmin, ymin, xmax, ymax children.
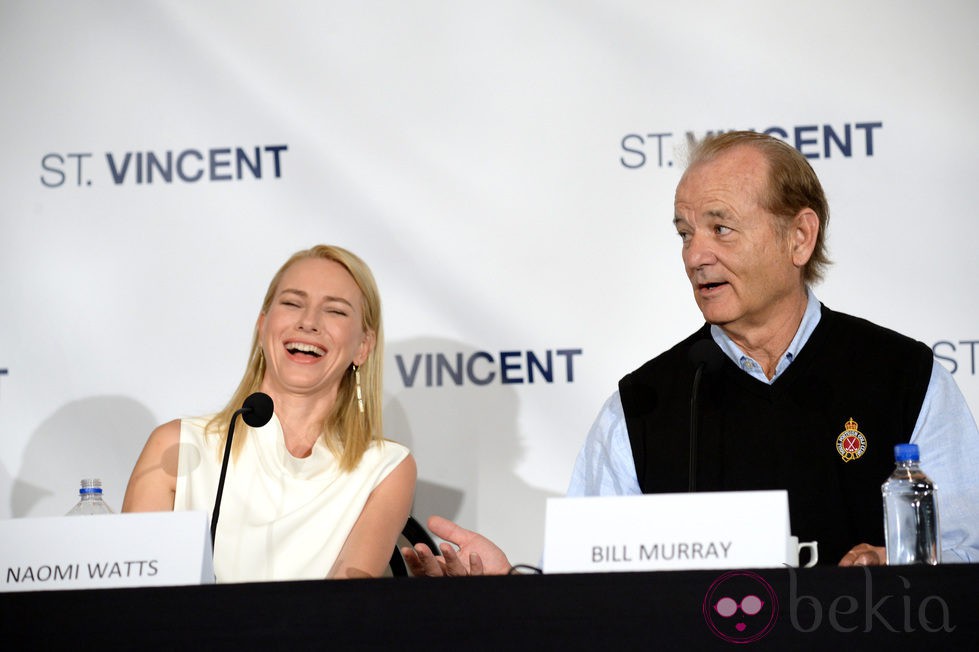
<box><xmin>0</xmin><ymin>511</ymin><xmax>215</xmax><ymax>592</ymax></box>
<box><xmin>542</xmin><ymin>491</ymin><xmax>791</xmax><ymax>573</ymax></box>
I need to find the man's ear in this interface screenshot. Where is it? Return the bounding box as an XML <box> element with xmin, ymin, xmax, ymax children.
<box><xmin>791</xmin><ymin>208</ymin><xmax>819</xmax><ymax>268</ymax></box>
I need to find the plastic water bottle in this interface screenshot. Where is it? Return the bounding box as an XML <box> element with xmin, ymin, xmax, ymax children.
<box><xmin>66</xmin><ymin>478</ymin><xmax>114</xmax><ymax>515</ymax></box>
<box><xmin>881</xmin><ymin>444</ymin><xmax>940</xmax><ymax>565</ymax></box>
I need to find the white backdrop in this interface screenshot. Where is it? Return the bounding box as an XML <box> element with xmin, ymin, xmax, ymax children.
<box><xmin>1</xmin><ymin>0</ymin><xmax>977</xmax><ymax>567</ymax></box>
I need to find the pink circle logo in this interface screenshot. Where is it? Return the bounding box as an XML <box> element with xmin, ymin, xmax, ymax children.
<box><xmin>702</xmin><ymin>571</ymin><xmax>779</xmax><ymax>644</ymax></box>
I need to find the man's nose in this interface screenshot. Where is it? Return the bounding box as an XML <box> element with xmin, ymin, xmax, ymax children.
<box><xmin>684</xmin><ymin>232</ymin><xmax>715</xmax><ymax>269</ymax></box>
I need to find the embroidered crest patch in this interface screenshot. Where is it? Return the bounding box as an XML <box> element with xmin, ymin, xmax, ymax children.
<box><xmin>836</xmin><ymin>417</ymin><xmax>867</xmax><ymax>463</ymax></box>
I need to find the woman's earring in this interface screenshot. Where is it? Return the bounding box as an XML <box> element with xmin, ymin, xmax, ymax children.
<box><xmin>353</xmin><ymin>364</ymin><xmax>364</xmax><ymax>414</ymax></box>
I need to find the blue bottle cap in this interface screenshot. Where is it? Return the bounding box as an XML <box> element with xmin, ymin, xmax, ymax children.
<box><xmin>894</xmin><ymin>443</ymin><xmax>920</xmax><ymax>462</ymax></box>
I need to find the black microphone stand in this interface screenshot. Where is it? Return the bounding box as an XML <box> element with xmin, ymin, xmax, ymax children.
<box><xmin>689</xmin><ymin>362</ymin><xmax>706</xmax><ymax>493</ymax></box>
<box><xmin>211</xmin><ymin>409</ymin><xmax>243</xmax><ymax>548</ymax></box>
<box><xmin>210</xmin><ymin>392</ymin><xmax>275</xmax><ymax>549</ymax></box>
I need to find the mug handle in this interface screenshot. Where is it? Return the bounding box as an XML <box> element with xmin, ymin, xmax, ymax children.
<box><xmin>798</xmin><ymin>541</ymin><xmax>818</xmax><ymax>568</ymax></box>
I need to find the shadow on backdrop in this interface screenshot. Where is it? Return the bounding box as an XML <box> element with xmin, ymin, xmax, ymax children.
<box><xmin>385</xmin><ymin>337</ymin><xmax>560</xmax><ymax>566</ymax></box>
<box><xmin>0</xmin><ymin>460</ymin><xmax>11</xmax><ymax>517</ymax></box>
<box><xmin>11</xmin><ymin>395</ymin><xmax>156</xmax><ymax>516</ymax></box>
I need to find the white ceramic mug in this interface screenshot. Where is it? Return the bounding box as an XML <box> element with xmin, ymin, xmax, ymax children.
<box><xmin>787</xmin><ymin>536</ymin><xmax>819</xmax><ymax>567</ymax></box>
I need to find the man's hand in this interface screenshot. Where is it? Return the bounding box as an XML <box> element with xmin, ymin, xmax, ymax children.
<box><xmin>400</xmin><ymin>515</ymin><xmax>512</xmax><ymax>576</ymax></box>
<box><xmin>838</xmin><ymin>543</ymin><xmax>886</xmax><ymax>566</ymax></box>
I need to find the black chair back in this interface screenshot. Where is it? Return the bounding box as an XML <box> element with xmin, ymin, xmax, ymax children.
<box><xmin>389</xmin><ymin>515</ymin><xmax>439</xmax><ymax>577</ymax></box>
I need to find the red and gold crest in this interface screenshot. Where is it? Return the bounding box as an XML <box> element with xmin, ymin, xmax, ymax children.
<box><xmin>836</xmin><ymin>417</ymin><xmax>867</xmax><ymax>463</ymax></box>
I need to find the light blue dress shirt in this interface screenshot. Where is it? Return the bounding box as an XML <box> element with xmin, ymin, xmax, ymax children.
<box><xmin>567</xmin><ymin>290</ymin><xmax>979</xmax><ymax>563</ymax></box>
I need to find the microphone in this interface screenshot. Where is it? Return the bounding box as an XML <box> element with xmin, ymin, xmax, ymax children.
<box><xmin>211</xmin><ymin>392</ymin><xmax>275</xmax><ymax>548</ymax></box>
<box><xmin>688</xmin><ymin>340</ymin><xmax>724</xmax><ymax>492</ymax></box>
<box><xmin>241</xmin><ymin>391</ymin><xmax>275</xmax><ymax>428</ymax></box>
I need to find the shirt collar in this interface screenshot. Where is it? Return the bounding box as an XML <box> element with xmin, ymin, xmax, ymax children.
<box><xmin>709</xmin><ymin>287</ymin><xmax>822</xmax><ymax>384</ymax></box>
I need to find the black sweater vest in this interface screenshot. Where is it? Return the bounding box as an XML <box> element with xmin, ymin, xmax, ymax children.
<box><xmin>618</xmin><ymin>305</ymin><xmax>933</xmax><ymax>564</ymax></box>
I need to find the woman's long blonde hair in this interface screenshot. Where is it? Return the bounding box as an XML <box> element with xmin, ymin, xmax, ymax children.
<box><xmin>206</xmin><ymin>245</ymin><xmax>384</xmax><ymax>471</ymax></box>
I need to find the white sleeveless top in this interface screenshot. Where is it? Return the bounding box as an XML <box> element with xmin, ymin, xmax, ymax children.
<box><xmin>173</xmin><ymin>414</ymin><xmax>409</xmax><ymax>583</ymax></box>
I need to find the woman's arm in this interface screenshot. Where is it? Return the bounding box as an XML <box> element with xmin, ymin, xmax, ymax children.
<box><xmin>121</xmin><ymin>419</ymin><xmax>181</xmax><ymax>512</ymax></box>
<box><xmin>329</xmin><ymin>454</ymin><xmax>417</xmax><ymax>579</ymax></box>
